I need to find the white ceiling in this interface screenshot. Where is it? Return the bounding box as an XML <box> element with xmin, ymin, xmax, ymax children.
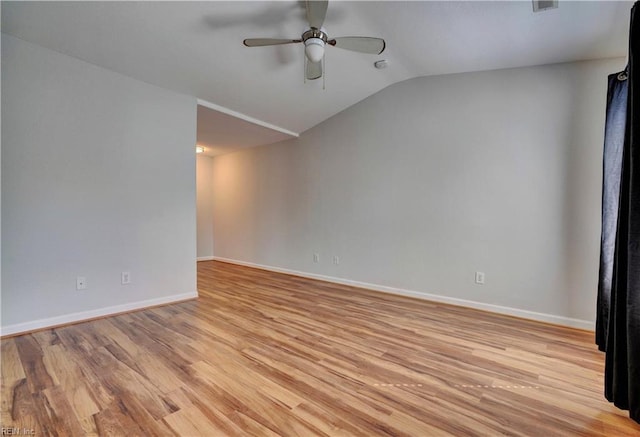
<box><xmin>2</xmin><ymin>1</ymin><xmax>632</xmax><ymax>154</ymax></box>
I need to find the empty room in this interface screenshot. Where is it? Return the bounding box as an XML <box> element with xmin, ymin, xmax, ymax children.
<box><xmin>2</xmin><ymin>1</ymin><xmax>640</xmax><ymax>435</ymax></box>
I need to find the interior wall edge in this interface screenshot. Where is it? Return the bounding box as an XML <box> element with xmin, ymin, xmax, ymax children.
<box><xmin>197</xmin><ymin>98</ymin><xmax>299</xmax><ymax>138</ymax></box>
<box><xmin>211</xmin><ymin>257</ymin><xmax>595</xmax><ymax>331</ymax></box>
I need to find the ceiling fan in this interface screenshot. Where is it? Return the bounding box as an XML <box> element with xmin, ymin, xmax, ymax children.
<box><xmin>243</xmin><ymin>0</ymin><xmax>386</xmax><ymax>81</ymax></box>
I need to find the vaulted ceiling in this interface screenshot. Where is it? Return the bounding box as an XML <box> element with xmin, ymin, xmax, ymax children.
<box><xmin>2</xmin><ymin>1</ymin><xmax>632</xmax><ymax>154</ymax></box>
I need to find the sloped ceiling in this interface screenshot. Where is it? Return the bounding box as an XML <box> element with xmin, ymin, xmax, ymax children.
<box><xmin>2</xmin><ymin>1</ymin><xmax>632</xmax><ymax>154</ymax></box>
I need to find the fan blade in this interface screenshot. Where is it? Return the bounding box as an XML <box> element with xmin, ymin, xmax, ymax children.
<box><xmin>329</xmin><ymin>37</ymin><xmax>386</xmax><ymax>55</ymax></box>
<box><xmin>306</xmin><ymin>0</ymin><xmax>328</xmax><ymax>29</ymax></box>
<box><xmin>243</xmin><ymin>38</ymin><xmax>301</xmax><ymax>47</ymax></box>
<box><xmin>306</xmin><ymin>60</ymin><xmax>322</xmax><ymax>80</ymax></box>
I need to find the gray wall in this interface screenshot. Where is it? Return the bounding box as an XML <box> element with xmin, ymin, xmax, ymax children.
<box><xmin>196</xmin><ymin>154</ymin><xmax>214</xmax><ymax>259</ymax></box>
<box><xmin>1</xmin><ymin>35</ymin><xmax>197</xmax><ymax>333</ymax></box>
<box><xmin>212</xmin><ymin>58</ymin><xmax>624</xmax><ymax>328</ymax></box>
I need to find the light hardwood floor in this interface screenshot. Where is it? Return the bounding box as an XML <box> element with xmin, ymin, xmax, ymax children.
<box><xmin>2</xmin><ymin>260</ymin><xmax>639</xmax><ymax>436</ymax></box>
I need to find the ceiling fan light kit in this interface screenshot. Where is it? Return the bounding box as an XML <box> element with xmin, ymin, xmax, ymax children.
<box><xmin>304</xmin><ymin>37</ymin><xmax>326</xmax><ymax>64</ymax></box>
<box><xmin>243</xmin><ymin>0</ymin><xmax>386</xmax><ymax>83</ymax></box>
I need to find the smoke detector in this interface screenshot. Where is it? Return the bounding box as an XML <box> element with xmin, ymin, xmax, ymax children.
<box><xmin>533</xmin><ymin>0</ymin><xmax>558</xmax><ymax>12</ymax></box>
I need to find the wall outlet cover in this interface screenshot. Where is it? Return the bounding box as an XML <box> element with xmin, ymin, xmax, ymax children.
<box><xmin>76</xmin><ymin>276</ymin><xmax>87</xmax><ymax>290</ymax></box>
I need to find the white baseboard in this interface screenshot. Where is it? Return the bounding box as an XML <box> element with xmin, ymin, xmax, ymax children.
<box><xmin>197</xmin><ymin>256</ymin><xmax>215</xmax><ymax>262</ymax></box>
<box><xmin>0</xmin><ymin>291</ymin><xmax>199</xmax><ymax>337</ymax></box>
<box><xmin>211</xmin><ymin>257</ymin><xmax>594</xmax><ymax>331</ymax></box>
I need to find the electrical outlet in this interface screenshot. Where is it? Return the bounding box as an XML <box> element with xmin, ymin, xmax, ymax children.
<box><xmin>313</xmin><ymin>253</ymin><xmax>320</xmax><ymax>263</ymax></box>
<box><xmin>333</xmin><ymin>256</ymin><xmax>340</xmax><ymax>265</ymax></box>
<box><xmin>121</xmin><ymin>271</ymin><xmax>131</xmax><ymax>285</ymax></box>
<box><xmin>475</xmin><ymin>271</ymin><xmax>485</xmax><ymax>285</ymax></box>
<box><xmin>76</xmin><ymin>276</ymin><xmax>87</xmax><ymax>290</ymax></box>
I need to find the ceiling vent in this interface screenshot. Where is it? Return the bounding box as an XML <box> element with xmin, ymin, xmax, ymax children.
<box><xmin>533</xmin><ymin>0</ymin><xmax>558</xmax><ymax>12</ymax></box>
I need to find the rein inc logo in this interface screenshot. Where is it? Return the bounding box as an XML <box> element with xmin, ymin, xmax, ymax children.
<box><xmin>1</xmin><ymin>428</ymin><xmax>35</xmax><ymax>436</ymax></box>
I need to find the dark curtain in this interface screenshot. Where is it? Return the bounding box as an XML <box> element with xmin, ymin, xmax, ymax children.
<box><xmin>596</xmin><ymin>70</ymin><xmax>628</xmax><ymax>350</ymax></box>
<box><xmin>597</xmin><ymin>1</ymin><xmax>640</xmax><ymax>424</ymax></box>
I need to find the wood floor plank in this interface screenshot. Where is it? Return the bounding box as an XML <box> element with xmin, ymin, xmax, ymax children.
<box><xmin>92</xmin><ymin>403</ymin><xmax>135</xmax><ymax>437</ymax></box>
<box><xmin>31</xmin><ymin>386</ymin><xmax>86</xmax><ymax>437</ymax></box>
<box><xmin>40</xmin><ymin>344</ymin><xmax>101</xmax><ymax>421</ymax></box>
<box><xmin>14</xmin><ymin>335</ymin><xmax>55</xmax><ymax>394</ymax></box>
<box><xmin>1</xmin><ymin>373</ymin><xmax>39</xmax><ymax>434</ymax></box>
<box><xmin>2</xmin><ymin>260</ymin><xmax>640</xmax><ymax>436</ymax></box>
<box><xmin>163</xmin><ymin>407</ymin><xmax>222</xmax><ymax>437</ymax></box>
<box><xmin>1</xmin><ymin>339</ymin><xmax>27</xmax><ymax>425</ymax></box>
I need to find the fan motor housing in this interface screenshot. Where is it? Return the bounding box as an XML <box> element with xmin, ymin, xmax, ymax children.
<box><xmin>302</xmin><ymin>28</ymin><xmax>328</xmax><ymax>43</ymax></box>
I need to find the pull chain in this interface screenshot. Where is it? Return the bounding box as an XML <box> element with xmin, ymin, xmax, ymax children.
<box><xmin>323</xmin><ymin>54</ymin><xmax>326</xmax><ymax>90</ymax></box>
